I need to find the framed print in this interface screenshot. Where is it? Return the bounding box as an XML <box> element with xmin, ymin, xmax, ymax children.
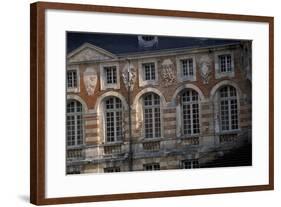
<box><xmin>30</xmin><ymin>1</ymin><xmax>274</xmax><ymax>205</ymax></box>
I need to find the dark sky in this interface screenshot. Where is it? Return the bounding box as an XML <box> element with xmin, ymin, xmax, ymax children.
<box><xmin>67</xmin><ymin>32</ymin><xmax>241</xmax><ymax>55</ymax></box>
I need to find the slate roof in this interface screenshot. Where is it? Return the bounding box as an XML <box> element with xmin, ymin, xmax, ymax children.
<box><xmin>67</xmin><ymin>32</ymin><xmax>241</xmax><ymax>55</ymax></box>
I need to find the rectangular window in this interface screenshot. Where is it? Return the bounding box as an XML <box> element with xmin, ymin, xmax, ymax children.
<box><xmin>105</xmin><ymin>66</ymin><xmax>117</xmax><ymax>84</ymax></box>
<box><xmin>104</xmin><ymin>167</ymin><xmax>120</xmax><ymax>173</ymax></box>
<box><xmin>144</xmin><ymin>163</ymin><xmax>160</xmax><ymax>171</ymax></box>
<box><xmin>181</xmin><ymin>58</ymin><xmax>194</xmax><ymax>77</ymax></box>
<box><xmin>181</xmin><ymin>160</ymin><xmax>200</xmax><ymax>169</ymax></box>
<box><xmin>219</xmin><ymin>54</ymin><xmax>232</xmax><ymax>72</ymax></box>
<box><xmin>143</xmin><ymin>63</ymin><xmax>155</xmax><ymax>81</ymax></box>
<box><xmin>67</xmin><ymin>70</ymin><xmax>77</xmax><ymax>88</ymax></box>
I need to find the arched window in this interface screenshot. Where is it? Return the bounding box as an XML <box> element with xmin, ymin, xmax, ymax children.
<box><xmin>104</xmin><ymin>97</ymin><xmax>123</xmax><ymax>142</ymax></box>
<box><xmin>143</xmin><ymin>93</ymin><xmax>161</xmax><ymax>138</ymax></box>
<box><xmin>181</xmin><ymin>89</ymin><xmax>200</xmax><ymax>135</ymax></box>
<box><xmin>66</xmin><ymin>100</ymin><xmax>84</xmax><ymax>146</ymax></box>
<box><xmin>219</xmin><ymin>85</ymin><xmax>238</xmax><ymax>131</ymax></box>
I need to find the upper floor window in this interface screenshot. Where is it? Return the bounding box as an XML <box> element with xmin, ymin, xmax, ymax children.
<box><xmin>181</xmin><ymin>89</ymin><xmax>200</xmax><ymax>135</ymax></box>
<box><xmin>138</xmin><ymin>59</ymin><xmax>158</xmax><ymax>87</ymax></box>
<box><xmin>66</xmin><ymin>100</ymin><xmax>84</xmax><ymax>146</ymax></box>
<box><xmin>219</xmin><ymin>54</ymin><xmax>232</xmax><ymax>72</ymax></box>
<box><xmin>143</xmin><ymin>93</ymin><xmax>161</xmax><ymax>139</ymax></box>
<box><xmin>67</xmin><ymin>70</ymin><xmax>77</xmax><ymax>88</ymax></box>
<box><xmin>144</xmin><ymin>163</ymin><xmax>160</xmax><ymax>171</ymax></box>
<box><xmin>143</xmin><ymin>63</ymin><xmax>156</xmax><ymax>81</ymax></box>
<box><xmin>181</xmin><ymin>159</ymin><xmax>200</xmax><ymax>169</ymax></box>
<box><xmin>100</xmin><ymin>63</ymin><xmax>120</xmax><ymax>90</ymax></box>
<box><xmin>219</xmin><ymin>85</ymin><xmax>239</xmax><ymax>131</ymax></box>
<box><xmin>105</xmin><ymin>66</ymin><xmax>117</xmax><ymax>84</ymax></box>
<box><xmin>176</xmin><ymin>55</ymin><xmax>196</xmax><ymax>82</ymax></box>
<box><xmin>181</xmin><ymin>58</ymin><xmax>194</xmax><ymax>77</ymax></box>
<box><xmin>215</xmin><ymin>51</ymin><xmax>235</xmax><ymax>79</ymax></box>
<box><xmin>104</xmin><ymin>97</ymin><xmax>123</xmax><ymax>143</ymax></box>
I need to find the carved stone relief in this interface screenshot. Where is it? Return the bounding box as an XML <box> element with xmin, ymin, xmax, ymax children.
<box><xmin>121</xmin><ymin>62</ymin><xmax>136</xmax><ymax>91</ymax></box>
<box><xmin>199</xmin><ymin>55</ymin><xmax>212</xmax><ymax>84</ymax></box>
<box><xmin>83</xmin><ymin>67</ymin><xmax>97</xmax><ymax>96</ymax></box>
<box><xmin>161</xmin><ymin>59</ymin><xmax>176</xmax><ymax>87</ymax></box>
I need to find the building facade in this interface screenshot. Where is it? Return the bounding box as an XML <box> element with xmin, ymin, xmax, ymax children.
<box><xmin>66</xmin><ymin>35</ymin><xmax>252</xmax><ymax>174</ymax></box>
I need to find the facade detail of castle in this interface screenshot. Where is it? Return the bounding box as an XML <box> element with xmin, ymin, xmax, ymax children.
<box><xmin>66</xmin><ymin>35</ymin><xmax>252</xmax><ymax>174</ymax></box>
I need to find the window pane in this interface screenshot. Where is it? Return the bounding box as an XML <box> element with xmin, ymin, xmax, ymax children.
<box><xmin>67</xmin><ymin>70</ymin><xmax>77</xmax><ymax>88</ymax></box>
<box><xmin>143</xmin><ymin>93</ymin><xmax>161</xmax><ymax>138</ymax></box>
<box><xmin>219</xmin><ymin>86</ymin><xmax>238</xmax><ymax>131</ymax></box>
<box><xmin>143</xmin><ymin>63</ymin><xmax>155</xmax><ymax>81</ymax></box>
<box><xmin>144</xmin><ymin>163</ymin><xmax>160</xmax><ymax>171</ymax></box>
<box><xmin>105</xmin><ymin>97</ymin><xmax>123</xmax><ymax>142</ymax></box>
<box><xmin>219</xmin><ymin>55</ymin><xmax>232</xmax><ymax>72</ymax></box>
<box><xmin>66</xmin><ymin>100</ymin><xmax>84</xmax><ymax>146</ymax></box>
<box><xmin>181</xmin><ymin>59</ymin><xmax>193</xmax><ymax>77</ymax></box>
<box><xmin>181</xmin><ymin>90</ymin><xmax>200</xmax><ymax>135</ymax></box>
<box><xmin>105</xmin><ymin>66</ymin><xmax>117</xmax><ymax>84</ymax></box>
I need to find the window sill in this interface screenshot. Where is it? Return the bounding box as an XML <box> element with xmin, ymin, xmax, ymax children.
<box><xmin>67</xmin><ymin>87</ymin><xmax>80</xmax><ymax>93</ymax></box>
<box><xmin>140</xmin><ymin>137</ymin><xmax>162</xmax><ymax>143</ymax></box>
<box><xmin>218</xmin><ymin>129</ymin><xmax>240</xmax><ymax>135</ymax></box>
<box><xmin>215</xmin><ymin>71</ymin><xmax>235</xmax><ymax>79</ymax></box>
<box><xmin>102</xmin><ymin>141</ymin><xmax>123</xmax><ymax>147</ymax></box>
<box><xmin>179</xmin><ymin>76</ymin><xmax>196</xmax><ymax>82</ymax></box>
<box><xmin>66</xmin><ymin>144</ymin><xmax>85</xmax><ymax>150</ymax></box>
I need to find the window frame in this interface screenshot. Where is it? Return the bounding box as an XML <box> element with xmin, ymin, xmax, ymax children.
<box><xmin>176</xmin><ymin>55</ymin><xmax>196</xmax><ymax>82</ymax></box>
<box><xmin>218</xmin><ymin>85</ymin><xmax>240</xmax><ymax>133</ymax></box>
<box><xmin>104</xmin><ymin>167</ymin><xmax>121</xmax><ymax>173</ymax></box>
<box><xmin>66</xmin><ymin>66</ymin><xmax>80</xmax><ymax>93</ymax></box>
<box><xmin>180</xmin><ymin>89</ymin><xmax>200</xmax><ymax>136</ymax></box>
<box><xmin>181</xmin><ymin>159</ymin><xmax>200</xmax><ymax>169</ymax></box>
<box><xmin>142</xmin><ymin>93</ymin><xmax>162</xmax><ymax>139</ymax></box>
<box><xmin>66</xmin><ymin>100</ymin><xmax>84</xmax><ymax>147</ymax></box>
<box><xmin>104</xmin><ymin>96</ymin><xmax>124</xmax><ymax>143</ymax></box>
<box><xmin>104</xmin><ymin>65</ymin><xmax>117</xmax><ymax>84</ymax></box>
<box><xmin>138</xmin><ymin>58</ymin><xmax>158</xmax><ymax>87</ymax></box>
<box><xmin>100</xmin><ymin>62</ymin><xmax>120</xmax><ymax>90</ymax></box>
<box><xmin>143</xmin><ymin>163</ymin><xmax>160</xmax><ymax>171</ymax></box>
<box><xmin>214</xmin><ymin>50</ymin><xmax>235</xmax><ymax>79</ymax></box>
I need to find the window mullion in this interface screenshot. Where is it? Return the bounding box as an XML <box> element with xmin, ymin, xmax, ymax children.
<box><xmin>228</xmin><ymin>99</ymin><xmax>232</xmax><ymax>130</ymax></box>
<box><xmin>190</xmin><ymin>103</ymin><xmax>194</xmax><ymax>135</ymax></box>
<box><xmin>152</xmin><ymin>106</ymin><xmax>155</xmax><ymax>138</ymax></box>
<box><xmin>114</xmin><ymin>111</ymin><xmax>117</xmax><ymax>142</ymax></box>
<box><xmin>74</xmin><ymin>112</ymin><xmax>78</xmax><ymax>146</ymax></box>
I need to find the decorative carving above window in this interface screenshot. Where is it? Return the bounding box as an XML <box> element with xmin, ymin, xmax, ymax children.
<box><xmin>160</xmin><ymin>59</ymin><xmax>176</xmax><ymax>87</ymax></box>
<box><xmin>121</xmin><ymin>62</ymin><xmax>136</xmax><ymax>91</ymax></box>
<box><xmin>198</xmin><ymin>55</ymin><xmax>212</xmax><ymax>84</ymax></box>
<box><xmin>83</xmin><ymin>67</ymin><xmax>97</xmax><ymax>96</ymax></box>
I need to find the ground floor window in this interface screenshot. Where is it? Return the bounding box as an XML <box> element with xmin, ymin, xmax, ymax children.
<box><xmin>143</xmin><ymin>163</ymin><xmax>160</xmax><ymax>171</ymax></box>
<box><xmin>181</xmin><ymin>159</ymin><xmax>200</xmax><ymax>169</ymax></box>
<box><xmin>104</xmin><ymin>167</ymin><xmax>121</xmax><ymax>173</ymax></box>
<box><xmin>66</xmin><ymin>165</ymin><xmax>82</xmax><ymax>174</ymax></box>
